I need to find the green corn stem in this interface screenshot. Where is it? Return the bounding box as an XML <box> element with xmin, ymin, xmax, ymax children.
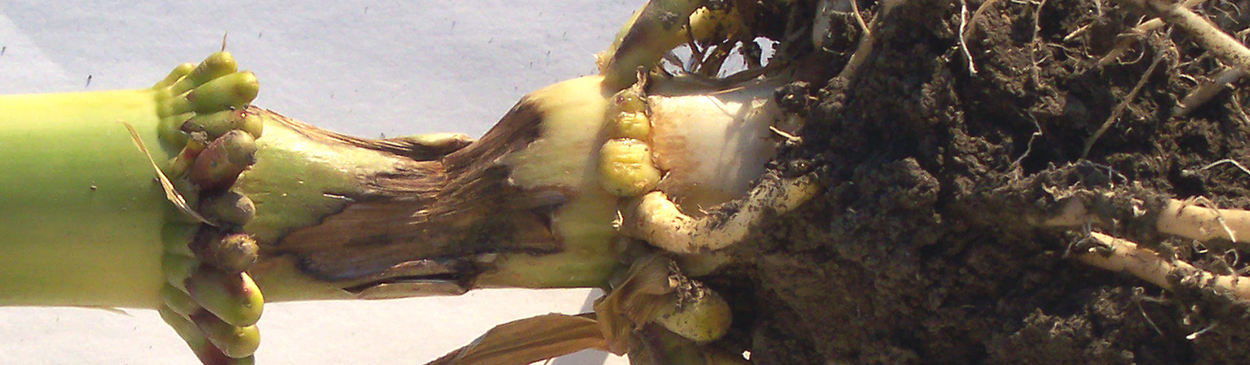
<box><xmin>0</xmin><ymin>88</ymin><xmax>196</xmax><ymax>308</ymax></box>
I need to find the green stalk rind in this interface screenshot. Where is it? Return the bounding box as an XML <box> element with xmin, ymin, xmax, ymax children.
<box><xmin>0</xmin><ymin>88</ymin><xmax>196</xmax><ymax>307</ymax></box>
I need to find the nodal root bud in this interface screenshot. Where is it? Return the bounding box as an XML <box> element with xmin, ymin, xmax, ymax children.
<box><xmin>188</xmin><ymin>130</ymin><xmax>257</xmax><ymax>191</ymax></box>
<box><xmin>200</xmin><ymin>191</ymin><xmax>256</xmax><ymax>227</ymax></box>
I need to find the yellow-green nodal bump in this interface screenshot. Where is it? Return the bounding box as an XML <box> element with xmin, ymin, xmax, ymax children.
<box><xmin>186</xmin><ymin>133</ymin><xmax>210</xmax><ymax>153</ymax></box>
<box><xmin>181</xmin><ymin>109</ymin><xmax>244</xmax><ymax>137</ymax></box>
<box><xmin>201</xmin><ymin>191</ymin><xmax>256</xmax><ymax>227</ymax></box>
<box><xmin>611</xmin><ymin>112</ymin><xmax>651</xmax><ymax>140</ymax></box>
<box><xmin>614</xmin><ymin>90</ymin><xmax>647</xmax><ymax>114</ymax></box>
<box><xmin>185</xmin><ymin>267</ymin><xmax>264</xmax><ymax>327</ymax></box>
<box><xmin>202</xmin><ymin>233</ymin><xmax>260</xmax><ymax>274</ymax></box>
<box><xmin>182</xmin><ymin>108</ymin><xmax>264</xmax><ymax>140</ymax></box>
<box><xmin>165</xmin><ymin>72</ymin><xmax>259</xmax><ymax>116</ymax></box>
<box><xmin>161</xmin><ymin>284</ymin><xmax>202</xmax><ymax>316</ymax></box>
<box><xmin>169</xmin><ymin>52</ymin><xmax>239</xmax><ymax>95</ymax></box>
<box><xmin>607</xmin><ymin>85</ymin><xmax>650</xmax><ymax>139</ymax></box>
<box><xmin>599</xmin><ymin>138</ymin><xmax>661</xmax><ymax>197</ymax></box>
<box><xmin>654</xmin><ymin>289</ymin><xmax>732</xmax><ymax>343</ymax></box>
<box><xmin>188</xmin><ymin>130</ymin><xmax>258</xmax><ymax>191</ymax></box>
<box><xmin>239</xmin><ymin>111</ymin><xmax>263</xmax><ymax>139</ymax></box>
<box><xmin>162</xmin><ymin>253</ymin><xmax>199</xmax><ymax>291</ymax></box>
<box><xmin>190</xmin><ymin>311</ymin><xmax>262</xmax><ymax>359</ymax></box>
<box><xmin>154</xmin><ymin>62</ymin><xmax>196</xmax><ymax>89</ymax></box>
<box><xmin>186</xmin><ymin>71</ymin><xmax>260</xmax><ymax>114</ymax></box>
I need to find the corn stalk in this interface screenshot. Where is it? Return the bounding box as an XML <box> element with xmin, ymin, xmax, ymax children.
<box><xmin>0</xmin><ymin>0</ymin><xmax>824</xmax><ymax>363</ymax></box>
<box><xmin>0</xmin><ymin>54</ymin><xmax>654</xmax><ymax>364</ymax></box>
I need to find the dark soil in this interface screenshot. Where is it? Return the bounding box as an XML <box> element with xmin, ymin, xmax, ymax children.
<box><xmin>721</xmin><ymin>0</ymin><xmax>1250</xmax><ymax>363</ymax></box>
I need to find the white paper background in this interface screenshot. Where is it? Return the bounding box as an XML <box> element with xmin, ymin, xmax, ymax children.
<box><xmin>0</xmin><ymin>1</ymin><xmax>639</xmax><ymax>364</ymax></box>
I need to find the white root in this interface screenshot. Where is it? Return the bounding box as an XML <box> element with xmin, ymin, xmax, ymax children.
<box><xmin>1042</xmin><ymin>195</ymin><xmax>1250</xmax><ymax>300</ymax></box>
<box><xmin>959</xmin><ymin>0</ymin><xmax>978</xmax><ymax>75</ymax></box>
<box><xmin>622</xmin><ymin>173</ymin><xmax>818</xmax><ymax>254</ymax></box>
<box><xmin>1117</xmin><ymin>0</ymin><xmax>1250</xmax><ymax>72</ymax></box>
<box><xmin>1077</xmin><ymin>232</ymin><xmax>1250</xmax><ymax>300</ymax></box>
<box><xmin>1099</xmin><ymin>0</ymin><xmax>1207</xmax><ymax>65</ymax></box>
<box><xmin>1156</xmin><ymin>198</ymin><xmax>1250</xmax><ymax>244</ymax></box>
<box><xmin>1175</xmin><ymin>67</ymin><xmax>1245</xmax><ymax>116</ymax></box>
<box><xmin>837</xmin><ymin>0</ymin><xmax>909</xmax><ymax>81</ymax></box>
<box><xmin>1040</xmin><ymin>196</ymin><xmax>1250</xmax><ymax>246</ymax></box>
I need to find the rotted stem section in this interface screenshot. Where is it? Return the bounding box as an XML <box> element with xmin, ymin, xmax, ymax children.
<box><xmin>236</xmin><ymin>76</ymin><xmax>629</xmax><ymax>301</ymax></box>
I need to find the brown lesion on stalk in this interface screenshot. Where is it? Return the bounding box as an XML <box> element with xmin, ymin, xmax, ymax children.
<box><xmin>249</xmin><ymin>98</ymin><xmax>577</xmax><ymax>292</ymax></box>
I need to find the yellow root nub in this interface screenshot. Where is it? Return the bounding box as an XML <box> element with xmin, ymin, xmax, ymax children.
<box><xmin>174</xmin><ymin>72</ymin><xmax>260</xmax><ymax>115</ymax></box>
<box><xmin>594</xmin><ymin>254</ymin><xmax>732</xmax><ymax>353</ymax></box>
<box><xmin>182</xmin><ymin>108</ymin><xmax>264</xmax><ymax>140</ymax></box>
<box><xmin>607</xmin><ymin>86</ymin><xmax>652</xmax><ymax>140</ymax></box>
<box><xmin>190</xmin><ymin>311</ymin><xmax>262</xmax><ymax>359</ymax></box>
<box><xmin>154</xmin><ymin>63</ymin><xmax>196</xmax><ymax>89</ymax></box>
<box><xmin>184</xmin><ymin>267</ymin><xmax>264</xmax><ymax>327</ymax></box>
<box><xmin>655</xmin><ymin>286</ymin><xmax>732</xmax><ymax>343</ymax></box>
<box><xmin>155</xmin><ymin>52</ymin><xmax>268</xmax><ymax>365</ymax></box>
<box><xmin>169</xmin><ymin>52</ymin><xmax>239</xmax><ymax>96</ymax></box>
<box><xmin>615</xmin><ymin>90</ymin><xmax>648</xmax><ymax>114</ymax></box>
<box><xmin>599</xmin><ymin>138</ymin><xmax>662</xmax><ymax>197</ymax></box>
<box><xmin>611</xmin><ymin>113</ymin><xmax>652</xmax><ymax>140</ymax></box>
